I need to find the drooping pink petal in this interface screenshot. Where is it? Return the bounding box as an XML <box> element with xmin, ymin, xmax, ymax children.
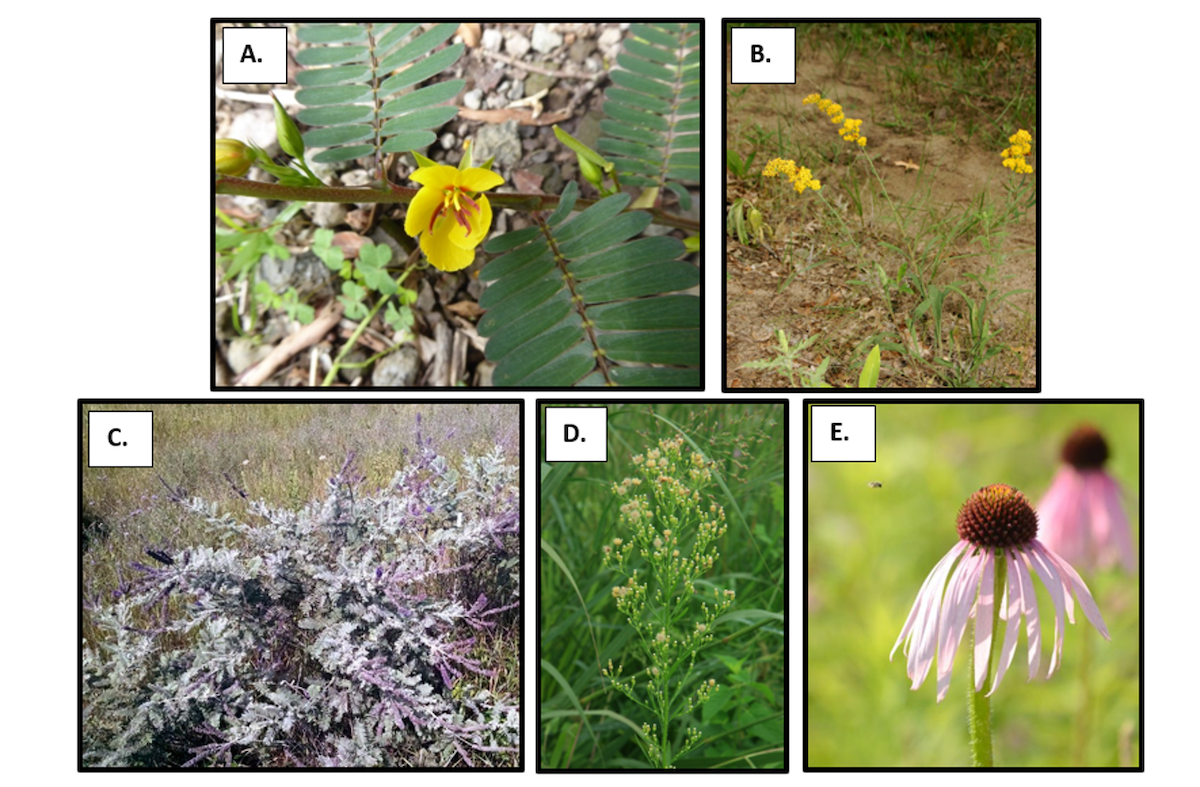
<box><xmin>1011</xmin><ymin>547</ymin><xmax>1041</xmax><ymax>680</ymax></box>
<box><xmin>893</xmin><ymin>541</ymin><xmax>967</xmax><ymax>691</ymax></box>
<box><xmin>1025</xmin><ymin>543</ymin><xmax>1068</xmax><ymax>677</ymax></box>
<box><xmin>974</xmin><ymin>550</ymin><xmax>995</xmax><ymax>691</ymax></box>
<box><xmin>891</xmin><ymin>541</ymin><xmax>965</xmax><ymax>660</ymax></box>
<box><xmin>1038</xmin><ymin>467</ymin><xmax>1084</xmax><ymax>561</ymax></box>
<box><xmin>1035</xmin><ymin>539</ymin><xmax>1111</xmax><ymax>640</ymax></box>
<box><xmin>1091</xmin><ymin>472</ymin><xmax>1137</xmax><ymax>572</ymax></box>
<box><xmin>936</xmin><ymin>546</ymin><xmax>984</xmax><ymax>702</ymax></box>
<box><xmin>988</xmin><ymin>548</ymin><xmax>1023</xmax><ymax>695</ymax></box>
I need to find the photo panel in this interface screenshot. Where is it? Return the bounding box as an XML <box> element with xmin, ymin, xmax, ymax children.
<box><xmin>725</xmin><ymin>21</ymin><xmax>1039</xmax><ymax>391</ymax></box>
<box><xmin>80</xmin><ymin>400</ymin><xmax>522</xmax><ymax>769</ymax></box>
<box><xmin>804</xmin><ymin>399</ymin><xmax>1142</xmax><ymax>769</ymax></box>
<box><xmin>537</xmin><ymin>400</ymin><xmax>787</xmax><ymax>771</ymax></box>
<box><xmin>214</xmin><ymin>20</ymin><xmax>702</xmax><ymax>390</ymax></box>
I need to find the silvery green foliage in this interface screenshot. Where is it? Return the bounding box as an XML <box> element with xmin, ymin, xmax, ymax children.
<box><xmin>83</xmin><ymin>432</ymin><xmax>519</xmax><ymax>768</ymax></box>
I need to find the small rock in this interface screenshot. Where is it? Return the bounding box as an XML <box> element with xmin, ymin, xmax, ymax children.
<box><xmin>473</xmin><ymin>120</ymin><xmax>522</xmax><ymax>167</ymax></box>
<box><xmin>259</xmin><ymin>251</ymin><xmax>331</xmax><ymax>295</ymax></box>
<box><xmin>525</xmin><ymin>163</ymin><xmax>563</xmax><ymax>196</ymax></box>
<box><xmin>573</xmin><ymin>111</ymin><xmax>605</xmax><ymax>151</ymax></box>
<box><xmin>531</xmin><ymin>24</ymin><xmax>562</xmax><ymax>54</ymax></box>
<box><xmin>415</xmin><ymin>279</ymin><xmax>436</xmax><ymax>313</ymax></box>
<box><xmin>340</xmin><ymin>168</ymin><xmax>372</xmax><ymax>187</ymax></box>
<box><xmin>481</xmin><ymin>28</ymin><xmax>503</xmax><ymax>52</ymax></box>
<box><xmin>506</xmin><ymin>32</ymin><xmax>530</xmax><ymax>59</ymax></box>
<box><xmin>530</xmin><ymin>150</ymin><xmax>550</xmax><ymax>164</ymax></box>
<box><xmin>227</xmin><ymin>108</ymin><xmax>276</xmax><ymax>152</ymax></box>
<box><xmin>338</xmin><ymin>349</ymin><xmax>369</xmax><ymax>384</ymax></box>
<box><xmin>440</xmin><ymin>132</ymin><xmax>457</xmax><ymax>150</ymax></box>
<box><xmin>371</xmin><ymin>343</ymin><xmax>421</xmax><ymax>387</ymax></box>
<box><xmin>306</xmin><ymin>201</ymin><xmax>347</xmax><ymax>229</ymax></box>
<box><xmin>507</xmin><ymin>80</ymin><xmax>525</xmax><ymax>101</ymax></box>
<box><xmin>227</xmin><ymin>337</ymin><xmax>273</xmax><ymax>375</ymax></box>
<box><xmin>569</xmin><ymin>39</ymin><xmax>593</xmax><ymax>64</ymax></box>
<box><xmin>214</xmin><ymin>300</ymin><xmax>236</xmax><ymax>341</ymax></box>
<box><xmin>306</xmin><ymin>154</ymin><xmax>339</xmax><ymax>183</ymax></box>
<box><xmin>598</xmin><ymin>26</ymin><xmax>623</xmax><ymax>57</ymax></box>
<box><xmin>231</xmin><ymin>195</ymin><xmax>267</xmax><ymax>216</ymax></box>
<box><xmin>525</xmin><ymin>70</ymin><xmax>556</xmax><ymax>98</ymax></box>
<box><xmin>344</xmin><ymin>209</ymin><xmax>371</xmax><ymax>233</ymax></box>
<box><xmin>463</xmin><ymin>88</ymin><xmax>483</xmax><ymax>110</ymax></box>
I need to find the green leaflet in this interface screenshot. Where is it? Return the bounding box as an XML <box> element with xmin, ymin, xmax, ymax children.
<box><xmin>597</xmin><ymin>24</ymin><xmax>700</xmax><ymax>210</ymax></box>
<box><xmin>294</xmin><ymin>23</ymin><xmax>464</xmax><ymax>165</ymax></box>
<box><xmin>477</xmin><ymin>194</ymin><xmax>699</xmax><ymax>387</ymax></box>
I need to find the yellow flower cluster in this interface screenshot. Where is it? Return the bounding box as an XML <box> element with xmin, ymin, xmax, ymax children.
<box><xmin>803</xmin><ymin>92</ymin><xmax>868</xmax><ymax>147</ymax></box>
<box><xmin>762</xmin><ymin>158</ymin><xmax>821</xmax><ymax>194</ymax></box>
<box><xmin>1001</xmin><ymin>129</ymin><xmax>1034</xmax><ymax>174</ymax></box>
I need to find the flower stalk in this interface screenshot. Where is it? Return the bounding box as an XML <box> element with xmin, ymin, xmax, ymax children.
<box><xmin>967</xmin><ymin>550</ymin><xmax>1005</xmax><ymax>767</ymax></box>
<box><xmin>601</xmin><ymin>437</ymin><xmax>733</xmax><ymax>769</ymax></box>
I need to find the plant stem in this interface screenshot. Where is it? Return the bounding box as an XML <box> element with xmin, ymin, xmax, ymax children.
<box><xmin>967</xmin><ymin>551</ymin><xmax>1004</xmax><ymax>767</ymax></box>
<box><xmin>214</xmin><ymin>177</ymin><xmax>701</xmax><ymax>233</ymax></box>
<box><xmin>1073</xmin><ymin>622</ymin><xmax>1094</xmax><ymax>765</ymax></box>
<box><xmin>320</xmin><ymin>261</ymin><xmax>417</xmax><ymax>386</ymax></box>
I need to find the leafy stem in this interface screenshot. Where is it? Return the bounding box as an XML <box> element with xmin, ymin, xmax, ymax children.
<box><xmin>215</xmin><ymin>176</ymin><xmax>700</xmax><ymax>233</ymax></box>
<box><xmin>321</xmin><ymin>255</ymin><xmax>419</xmax><ymax>386</ymax></box>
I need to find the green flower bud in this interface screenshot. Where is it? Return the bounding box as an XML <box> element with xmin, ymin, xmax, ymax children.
<box><xmin>271</xmin><ymin>92</ymin><xmax>305</xmax><ymax>160</ymax></box>
<box><xmin>748</xmin><ymin>207</ymin><xmax>763</xmax><ymax>235</ymax></box>
<box><xmin>215</xmin><ymin>138</ymin><xmax>255</xmax><ymax>177</ymax></box>
<box><xmin>578</xmin><ymin>154</ymin><xmax>604</xmax><ymax>189</ymax></box>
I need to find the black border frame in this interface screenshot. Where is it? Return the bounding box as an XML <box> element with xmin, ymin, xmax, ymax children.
<box><xmin>723</xmin><ymin>19</ymin><xmax>1042</xmax><ymax>393</ymax></box>
<box><xmin>212</xmin><ymin>18</ymin><xmax>705</xmax><ymax>391</ymax></box>
<box><xmin>78</xmin><ymin>398</ymin><xmax>525</xmax><ymax>771</ymax></box>
<box><xmin>801</xmin><ymin>397</ymin><xmax>1145</xmax><ymax>771</ymax></box>
<box><xmin>535</xmin><ymin>397</ymin><xmax>789</xmax><ymax>772</ymax></box>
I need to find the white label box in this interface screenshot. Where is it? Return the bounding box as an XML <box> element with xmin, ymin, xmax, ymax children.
<box><xmin>545</xmin><ymin>407</ymin><xmax>607</xmax><ymax>462</ymax></box>
<box><xmin>730</xmin><ymin>27</ymin><xmax>796</xmax><ymax>85</ymax></box>
<box><xmin>810</xmin><ymin>405</ymin><xmax>875</xmax><ymax>462</ymax></box>
<box><xmin>89</xmin><ymin>410</ymin><xmax>154</xmax><ymax>467</ymax></box>
<box><xmin>223</xmin><ymin>26</ymin><xmax>288</xmax><ymax>85</ymax></box>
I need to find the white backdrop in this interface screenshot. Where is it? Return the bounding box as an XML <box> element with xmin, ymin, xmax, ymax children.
<box><xmin>13</xmin><ymin>2</ymin><xmax>1186</xmax><ymax>781</ymax></box>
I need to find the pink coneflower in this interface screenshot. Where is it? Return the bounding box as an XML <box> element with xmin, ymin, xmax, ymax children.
<box><xmin>1038</xmin><ymin>424</ymin><xmax>1136</xmax><ymax>573</ymax></box>
<box><xmin>891</xmin><ymin>484</ymin><xmax>1110</xmax><ymax>703</ymax></box>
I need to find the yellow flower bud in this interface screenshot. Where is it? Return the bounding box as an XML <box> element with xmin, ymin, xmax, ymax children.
<box><xmin>215</xmin><ymin>138</ymin><xmax>255</xmax><ymax>177</ymax></box>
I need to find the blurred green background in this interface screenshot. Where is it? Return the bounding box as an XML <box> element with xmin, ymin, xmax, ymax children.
<box><xmin>540</xmin><ymin>402</ymin><xmax>786</xmax><ymax>769</ymax></box>
<box><xmin>806</xmin><ymin>402</ymin><xmax>1140</xmax><ymax>767</ymax></box>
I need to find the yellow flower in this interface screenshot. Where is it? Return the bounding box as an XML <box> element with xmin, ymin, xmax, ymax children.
<box><xmin>762</xmin><ymin>158</ymin><xmax>821</xmax><ymax>194</ymax></box>
<box><xmin>804</xmin><ymin>92</ymin><xmax>867</xmax><ymax>148</ymax></box>
<box><xmin>1000</xmin><ymin>129</ymin><xmax>1034</xmax><ymax>174</ymax></box>
<box><xmin>404</xmin><ymin>163</ymin><xmax>504</xmax><ymax>271</ymax></box>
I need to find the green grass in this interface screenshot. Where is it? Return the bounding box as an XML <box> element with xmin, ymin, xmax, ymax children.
<box><xmin>807</xmin><ymin>402</ymin><xmax>1141</xmax><ymax>767</ymax></box>
<box><xmin>539</xmin><ymin>403</ymin><xmax>786</xmax><ymax>769</ymax></box>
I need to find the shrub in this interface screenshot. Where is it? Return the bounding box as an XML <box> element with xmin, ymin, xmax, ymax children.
<box><xmin>82</xmin><ymin>425</ymin><xmax>520</xmax><ymax>768</ymax></box>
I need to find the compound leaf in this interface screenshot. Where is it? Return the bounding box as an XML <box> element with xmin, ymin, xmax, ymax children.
<box><xmin>477</xmin><ymin>193</ymin><xmax>699</xmax><ymax>387</ymax></box>
<box><xmin>597</xmin><ymin>23</ymin><xmax>700</xmax><ymax>209</ymax></box>
<box><xmin>295</xmin><ymin>23</ymin><xmax>464</xmax><ymax>165</ymax></box>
